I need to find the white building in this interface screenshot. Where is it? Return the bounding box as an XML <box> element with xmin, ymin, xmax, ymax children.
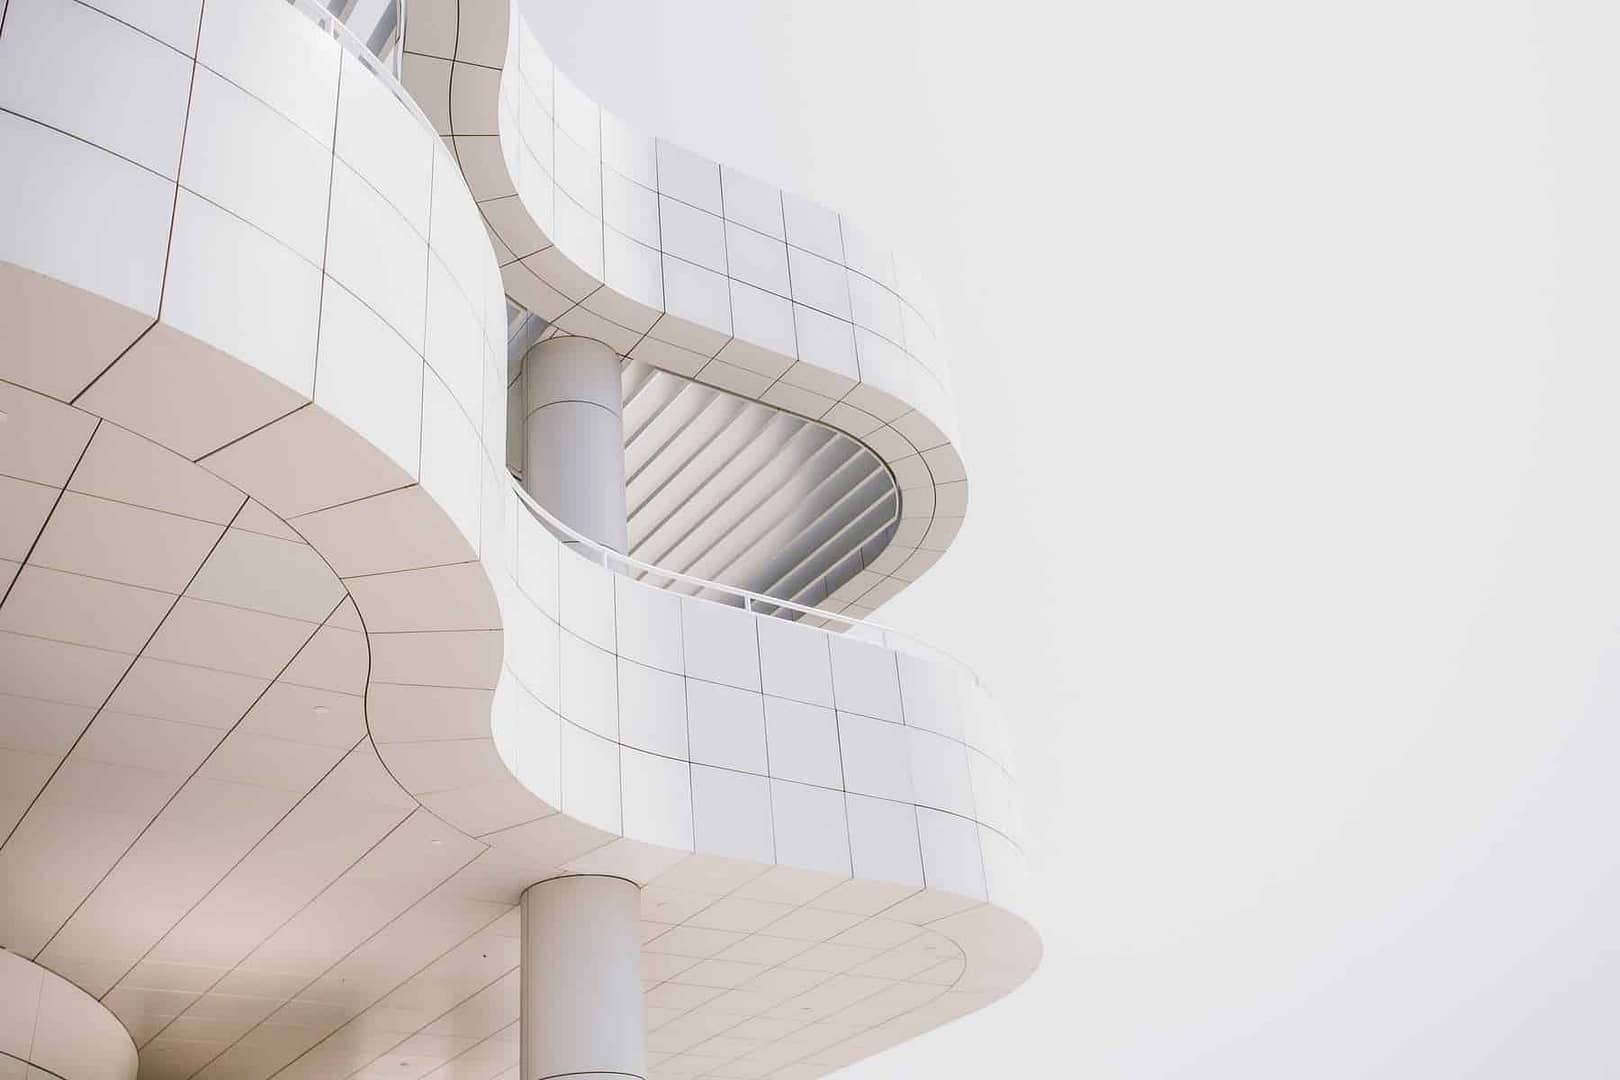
<box><xmin>0</xmin><ymin>1</ymin><xmax>1038</xmax><ymax>1076</ymax></box>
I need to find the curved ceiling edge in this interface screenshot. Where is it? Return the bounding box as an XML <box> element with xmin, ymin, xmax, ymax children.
<box><xmin>403</xmin><ymin>0</ymin><xmax>965</xmax><ymax>617</ymax></box>
<box><xmin>0</xmin><ymin>949</ymin><xmax>137</xmax><ymax>1080</ymax></box>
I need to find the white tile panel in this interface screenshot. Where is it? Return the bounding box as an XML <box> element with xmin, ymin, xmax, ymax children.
<box><xmin>837</xmin><ymin>218</ymin><xmax>895</xmax><ymax>288</ymax></box>
<box><xmin>967</xmin><ymin>751</ymin><xmax>1018</xmax><ymax>841</ymax></box>
<box><xmin>897</xmin><ymin>653</ymin><xmax>965</xmax><ymax>740</ymax></box>
<box><xmin>656</xmin><ymin>259</ymin><xmax>732</xmax><ymax>350</ymax></box>
<box><xmin>325</xmin><ymin>160</ymin><xmax>429</xmax><ymax>353</ymax></box>
<box><xmin>720</xmin><ymin>167</ymin><xmax>784</xmax><ymax>240</ymax></box>
<box><xmin>977</xmin><ymin>827</ymin><xmax>1029</xmax><ymax>918</ymax></box>
<box><xmin>781</xmin><ymin>192</ymin><xmax>843</xmax><ymax>262</ymax></box>
<box><xmin>561</xmin><ymin>720</ymin><xmax>620</xmax><ymax>833</ymax></box>
<box><xmin>602</xmin><ymin>168</ymin><xmax>660</xmax><ymax>248</ymax></box>
<box><xmin>196</xmin><ymin>0</ymin><xmax>341</xmax><ymax>147</ymax></box>
<box><xmin>511</xmin><ymin>685</ymin><xmax>560</xmax><ymax>803</ymax></box>
<box><xmin>771</xmin><ymin>780</ymin><xmax>850</xmax><ymax>877</ymax></box>
<box><xmin>690</xmin><ymin>765</ymin><xmax>772</xmax><ymax>863</ymax></box>
<box><xmin>164</xmin><ymin>186</ymin><xmax>324</xmax><ymax>397</ymax></box>
<box><xmin>550</xmin><ymin>65</ymin><xmax>599</xmax><ymax>157</ymax></box>
<box><xmin>0</xmin><ymin>0</ymin><xmax>192</xmax><ymax>177</ymax></box>
<box><xmin>553</xmin><ymin>129</ymin><xmax>602</xmax><ymax>218</ymax></box>
<box><xmin>182</xmin><ymin>66</ymin><xmax>332</xmax><ymax>265</ymax></box>
<box><xmin>432</xmin><ymin>148</ymin><xmax>497</xmax><ymax>309</ymax></box>
<box><xmin>828</xmin><ymin>637</ymin><xmax>902</xmax><ymax>723</ymax></box>
<box><xmin>514</xmin><ymin>510</ymin><xmax>560</xmax><ymax>618</ymax></box>
<box><xmin>613</xmin><ymin>579</ymin><xmax>683</xmax><ymax>673</ymax></box>
<box><xmin>599</xmin><ymin>112</ymin><xmax>654</xmax><ymax>189</ymax></box>
<box><xmin>424</xmin><ymin>255</ymin><xmax>486</xmax><ymax>423</ymax></box>
<box><xmin>86</xmin><ymin>0</ymin><xmax>203</xmax><ymax>54</ymax></box>
<box><xmin>616</xmin><ymin>658</ymin><xmax>687</xmax><ymax>761</ymax></box>
<box><xmin>621</xmin><ymin>746</ymin><xmax>693</xmax><ymax>852</ymax></box>
<box><xmin>757</xmin><ymin>618</ymin><xmax>834</xmax><ymax>707</ymax></box>
<box><xmin>763</xmin><ymin>698</ymin><xmax>842</xmax><ymax>790</ymax></box>
<box><xmin>835</xmin><ymin>713</ymin><xmax>912</xmax><ymax>804</ymax></box>
<box><xmin>336</xmin><ymin>51</ymin><xmax>434</xmax><ymax>234</ymax></box>
<box><xmin>915</xmin><ymin>808</ymin><xmax>985</xmax><ymax>902</ymax></box>
<box><xmin>656</xmin><ymin>140</ymin><xmax>721</xmax><ymax>215</ymax></box>
<box><xmin>557</xmin><ymin>547</ymin><xmax>616</xmax><ymax>651</ymax></box>
<box><xmin>313</xmin><ymin>280</ymin><xmax>424</xmax><ymax>479</ymax></box>
<box><xmin>906</xmin><ymin>728</ymin><xmax>976</xmax><ymax>819</ymax></box>
<box><xmin>787</xmin><ymin>246</ymin><xmax>852</xmax><ymax>321</ymax></box>
<box><xmin>600</xmin><ymin>227</ymin><xmax>665</xmax><ymax>322</ymax></box>
<box><xmin>659</xmin><ymin>196</ymin><xmax>727</xmax><ymax>275</ymax></box>
<box><xmin>724</xmin><ymin>222</ymin><xmax>790</xmax><ymax>298</ymax></box>
<box><xmin>418</xmin><ymin>370</ymin><xmax>484</xmax><ymax>551</ymax></box>
<box><xmin>680</xmin><ymin>598</ymin><xmax>760</xmax><ymax>691</ymax></box>
<box><xmin>686</xmin><ymin>679</ymin><xmax>767</xmax><ymax>776</ymax></box>
<box><xmin>726</xmin><ymin>281</ymin><xmax>796</xmax><ymax>369</ymax></box>
<box><xmin>550</xmin><ymin>190</ymin><xmax>604</xmax><ymax>281</ymax></box>
<box><xmin>559</xmin><ymin>631</ymin><xmax>617</xmax><ymax>741</ymax></box>
<box><xmin>847</xmin><ymin>271</ymin><xmax>904</xmax><ymax>343</ymax></box>
<box><xmin>842</xmin><ymin>793</ymin><xmax>920</xmax><ymax>887</ymax></box>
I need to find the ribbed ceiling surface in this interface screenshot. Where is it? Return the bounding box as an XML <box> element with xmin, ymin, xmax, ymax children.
<box><xmin>620</xmin><ymin>359</ymin><xmax>898</xmax><ymax>613</ymax></box>
<box><xmin>508</xmin><ymin>312</ymin><xmax>899</xmax><ymax>614</ymax></box>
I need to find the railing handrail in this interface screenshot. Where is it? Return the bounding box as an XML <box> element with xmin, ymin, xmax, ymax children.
<box><xmin>288</xmin><ymin>0</ymin><xmax>428</xmax><ymax>129</ymax></box>
<box><xmin>510</xmin><ymin>481</ymin><xmax>986</xmax><ymax>689</ymax></box>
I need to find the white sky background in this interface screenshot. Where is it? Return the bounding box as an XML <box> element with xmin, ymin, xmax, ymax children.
<box><xmin>522</xmin><ymin>1</ymin><xmax>1620</xmax><ymax>1075</ymax></box>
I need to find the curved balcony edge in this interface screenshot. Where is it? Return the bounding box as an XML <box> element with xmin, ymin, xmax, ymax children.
<box><xmin>0</xmin><ymin>948</ymin><xmax>139</xmax><ymax>1080</ymax></box>
<box><xmin>403</xmin><ymin>0</ymin><xmax>967</xmax><ymax>618</ymax></box>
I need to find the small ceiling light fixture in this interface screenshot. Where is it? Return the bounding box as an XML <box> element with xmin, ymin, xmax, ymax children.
<box><xmin>313</xmin><ymin>705</ymin><xmax>330</xmax><ymax>715</ymax></box>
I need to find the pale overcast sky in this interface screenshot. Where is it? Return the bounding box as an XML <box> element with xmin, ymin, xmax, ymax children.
<box><xmin>526</xmin><ymin>1</ymin><xmax>1620</xmax><ymax>1075</ymax></box>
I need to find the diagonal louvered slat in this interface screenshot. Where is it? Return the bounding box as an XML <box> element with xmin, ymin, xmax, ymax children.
<box><xmin>510</xmin><ymin>342</ymin><xmax>900</xmax><ymax>615</ymax></box>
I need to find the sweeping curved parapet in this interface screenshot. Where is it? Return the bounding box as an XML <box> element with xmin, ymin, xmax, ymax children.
<box><xmin>402</xmin><ymin>0</ymin><xmax>964</xmax><ymax>616</ymax></box>
<box><xmin>0</xmin><ymin>949</ymin><xmax>137</xmax><ymax>1080</ymax></box>
<box><xmin>0</xmin><ymin>0</ymin><xmax>1037</xmax><ymax>1076</ymax></box>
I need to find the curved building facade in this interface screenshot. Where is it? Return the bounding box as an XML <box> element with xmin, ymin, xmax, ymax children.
<box><xmin>0</xmin><ymin>1</ymin><xmax>1038</xmax><ymax>1077</ymax></box>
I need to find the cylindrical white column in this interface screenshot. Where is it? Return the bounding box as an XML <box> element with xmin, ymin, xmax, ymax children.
<box><xmin>522</xmin><ymin>336</ymin><xmax>628</xmax><ymax>553</ymax></box>
<box><xmin>521</xmin><ymin>875</ymin><xmax>646</xmax><ymax>1080</ymax></box>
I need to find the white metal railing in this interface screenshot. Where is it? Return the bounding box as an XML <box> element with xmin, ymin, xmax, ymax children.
<box><xmin>288</xmin><ymin>0</ymin><xmax>423</xmax><ymax>120</ymax></box>
<box><xmin>511</xmin><ymin>481</ymin><xmax>985</xmax><ymax>688</ymax></box>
